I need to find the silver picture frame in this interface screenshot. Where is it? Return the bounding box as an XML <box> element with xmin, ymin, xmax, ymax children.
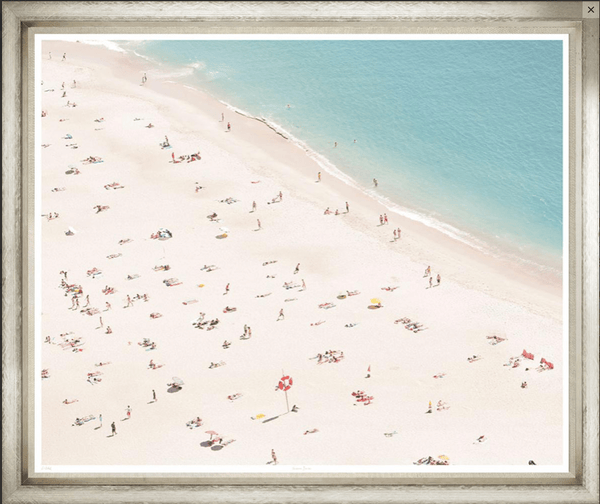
<box><xmin>2</xmin><ymin>2</ymin><xmax>598</xmax><ymax>503</ymax></box>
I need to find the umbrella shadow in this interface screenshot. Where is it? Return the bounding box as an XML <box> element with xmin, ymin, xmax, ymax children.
<box><xmin>167</xmin><ymin>386</ymin><xmax>182</xmax><ymax>393</ymax></box>
<box><xmin>262</xmin><ymin>416</ymin><xmax>280</xmax><ymax>423</ymax></box>
<box><xmin>211</xmin><ymin>445</ymin><xmax>224</xmax><ymax>451</ymax></box>
<box><xmin>200</xmin><ymin>441</ymin><xmax>212</xmax><ymax>448</ymax></box>
<box><xmin>262</xmin><ymin>411</ymin><xmax>289</xmax><ymax>423</ymax></box>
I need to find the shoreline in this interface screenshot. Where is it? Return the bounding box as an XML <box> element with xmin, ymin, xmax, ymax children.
<box><xmin>39</xmin><ymin>40</ymin><xmax>564</xmax><ymax>468</ymax></box>
<box><xmin>123</xmin><ymin>41</ymin><xmax>564</xmax><ymax>279</ymax></box>
<box><xmin>84</xmin><ymin>40</ymin><xmax>563</xmax><ymax>319</ymax></box>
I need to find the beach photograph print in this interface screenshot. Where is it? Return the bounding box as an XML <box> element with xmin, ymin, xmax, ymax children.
<box><xmin>36</xmin><ymin>35</ymin><xmax>568</xmax><ymax>473</ymax></box>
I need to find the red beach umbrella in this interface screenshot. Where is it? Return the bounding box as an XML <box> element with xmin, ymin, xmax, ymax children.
<box><xmin>278</xmin><ymin>375</ymin><xmax>293</xmax><ymax>391</ymax></box>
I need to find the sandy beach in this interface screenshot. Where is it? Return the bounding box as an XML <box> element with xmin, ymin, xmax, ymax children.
<box><xmin>39</xmin><ymin>41</ymin><xmax>564</xmax><ymax>468</ymax></box>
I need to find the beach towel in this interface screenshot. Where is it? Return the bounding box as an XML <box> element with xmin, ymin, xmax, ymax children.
<box><xmin>522</xmin><ymin>350</ymin><xmax>535</xmax><ymax>360</ymax></box>
<box><xmin>541</xmin><ymin>358</ymin><xmax>554</xmax><ymax>369</ymax></box>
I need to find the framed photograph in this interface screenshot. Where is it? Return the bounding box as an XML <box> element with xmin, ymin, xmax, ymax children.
<box><xmin>3</xmin><ymin>2</ymin><xmax>598</xmax><ymax>503</ymax></box>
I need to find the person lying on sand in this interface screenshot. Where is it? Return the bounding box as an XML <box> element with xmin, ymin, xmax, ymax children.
<box><xmin>186</xmin><ymin>417</ymin><xmax>203</xmax><ymax>429</ymax></box>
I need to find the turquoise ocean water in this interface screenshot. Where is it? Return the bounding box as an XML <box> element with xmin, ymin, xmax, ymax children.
<box><xmin>116</xmin><ymin>39</ymin><xmax>564</xmax><ymax>273</ymax></box>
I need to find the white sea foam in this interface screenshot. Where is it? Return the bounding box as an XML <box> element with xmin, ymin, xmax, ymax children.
<box><xmin>132</xmin><ymin>50</ymin><xmax>155</xmax><ymax>63</ymax></box>
<box><xmin>78</xmin><ymin>40</ymin><xmax>127</xmax><ymax>54</ymax></box>
<box><xmin>188</xmin><ymin>61</ymin><xmax>206</xmax><ymax>70</ymax></box>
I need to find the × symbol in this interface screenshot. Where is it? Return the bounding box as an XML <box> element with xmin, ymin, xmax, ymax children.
<box><xmin>588</xmin><ymin>6</ymin><xmax>595</xmax><ymax>13</ymax></box>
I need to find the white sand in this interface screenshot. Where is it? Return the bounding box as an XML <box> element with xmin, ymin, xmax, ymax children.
<box><xmin>40</xmin><ymin>41</ymin><xmax>564</xmax><ymax>468</ymax></box>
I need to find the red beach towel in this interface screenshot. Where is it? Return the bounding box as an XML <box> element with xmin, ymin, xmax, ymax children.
<box><xmin>522</xmin><ymin>350</ymin><xmax>534</xmax><ymax>360</ymax></box>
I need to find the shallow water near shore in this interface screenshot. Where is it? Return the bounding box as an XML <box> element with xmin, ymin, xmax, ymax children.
<box><xmin>109</xmin><ymin>39</ymin><xmax>564</xmax><ymax>274</ymax></box>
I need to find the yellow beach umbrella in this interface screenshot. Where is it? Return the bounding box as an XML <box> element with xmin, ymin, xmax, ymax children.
<box><xmin>198</xmin><ymin>284</ymin><xmax>205</xmax><ymax>288</ymax></box>
<box><xmin>370</xmin><ymin>298</ymin><xmax>381</xmax><ymax>305</ymax></box>
<box><xmin>438</xmin><ymin>455</ymin><xmax>449</xmax><ymax>461</ymax></box>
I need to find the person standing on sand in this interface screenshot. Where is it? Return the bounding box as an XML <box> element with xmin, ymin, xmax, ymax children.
<box><xmin>74</xmin><ymin>297</ymin><xmax>80</xmax><ymax>310</ymax></box>
<box><xmin>393</xmin><ymin>229</ymin><xmax>397</xmax><ymax>241</ymax></box>
<box><xmin>294</xmin><ymin>263</ymin><xmax>300</xmax><ymax>274</ymax></box>
<box><xmin>62</xmin><ymin>53</ymin><xmax>66</xmax><ymax>61</ymax></box>
<box><xmin>99</xmin><ymin>316</ymin><xmax>103</xmax><ymax>328</ymax></box>
<box><xmin>379</xmin><ymin>215</ymin><xmax>383</xmax><ymax>226</ymax></box>
<box><xmin>384</xmin><ymin>213</ymin><xmax>388</xmax><ymax>225</ymax></box>
<box><xmin>257</xmin><ymin>219</ymin><xmax>262</xmax><ymax>230</ymax></box>
<box><xmin>126</xmin><ymin>406</ymin><xmax>131</xmax><ymax>419</ymax></box>
<box><xmin>397</xmin><ymin>228</ymin><xmax>401</xmax><ymax>239</ymax></box>
<box><xmin>99</xmin><ymin>413</ymin><xmax>102</xmax><ymax>427</ymax></box>
<box><xmin>106</xmin><ymin>326</ymin><xmax>112</xmax><ymax>334</ymax></box>
<box><xmin>251</xmin><ymin>201</ymin><xmax>257</xmax><ymax>212</ymax></box>
<box><xmin>429</xmin><ymin>277</ymin><xmax>433</xmax><ymax>289</ymax></box>
<box><xmin>126</xmin><ymin>295</ymin><xmax>133</xmax><ymax>308</ymax></box>
<box><xmin>111</xmin><ymin>422</ymin><xmax>117</xmax><ymax>435</ymax></box>
<box><xmin>317</xmin><ymin>172</ymin><xmax>321</xmax><ymax>182</ymax></box>
<box><xmin>346</xmin><ymin>202</ymin><xmax>349</xmax><ymax>213</ymax></box>
<box><xmin>227</xmin><ymin>122</ymin><xmax>231</xmax><ymax>132</ymax></box>
<box><xmin>437</xmin><ymin>274</ymin><xmax>441</xmax><ymax>286</ymax></box>
<box><xmin>301</xmin><ymin>279</ymin><xmax>306</xmax><ymax>290</ymax></box>
<box><xmin>152</xmin><ymin>389</ymin><xmax>157</xmax><ymax>402</ymax></box>
<box><xmin>224</xmin><ymin>283</ymin><xmax>230</xmax><ymax>295</ymax></box>
<box><xmin>83</xmin><ymin>295</ymin><xmax>90</xmax><ymax>308</ymax></box>
<box><xmin>277</xmin><ymin>309</ymin><xmax>284</xmax><ymax>321</ymax></box>
<box><xmin>105</xmin><ymin>302</ymin><xmax>111</xmax><ymax>311</ymax></box>
<box><xmin>271</xmin><ymin>449</ymin><xmax>278</xmax><ymax>465</ymax></box>
<box><xmin>73</xmin><ymin>80</ymin><xmax>76</xmax><ymax>88</ymax></box>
